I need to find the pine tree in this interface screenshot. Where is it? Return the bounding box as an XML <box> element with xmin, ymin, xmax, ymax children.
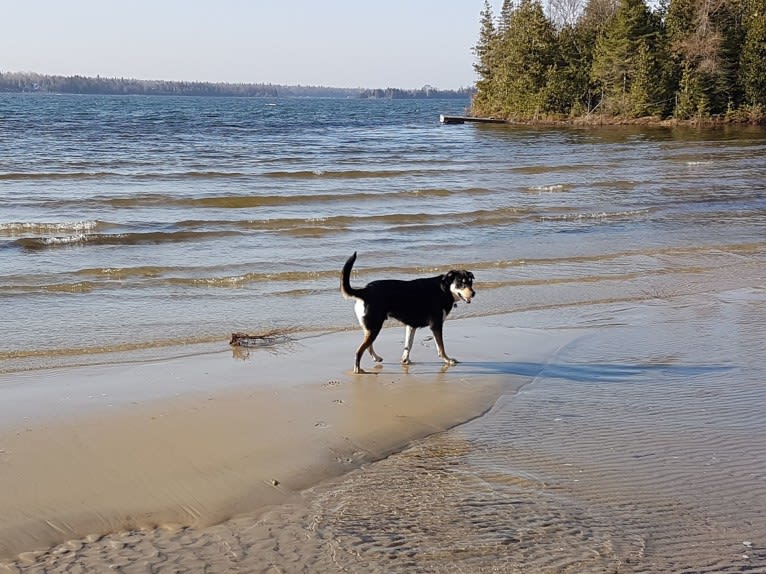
<box><xmin>546</xmin><ymin>25</ymin><xmax>592</xmax><ymax>115</ymax></box>
<box><xmin>665</xmin><ymin>0</ymin><xmax>739</xmax><ymax>118</ymax></box>
<box><xmin>493</xmin><ymin>0</ymin><xmax>559</xmax><ymax>119</ymax></box>
<box><xmin>472</xmin><ymin>0</ymin><xmax>499</xmax><ymax>114</ymax></box>
<box><xmin>499</xmin><ymin>0</ymin><xmax>516</xmax><ymax>33</ymax></box>
<box><xmin>590</xmin><ymin>0</ymin><xmax>660</xmax><ymax>116</ymax></box>
<box><xmin>469</xmin><ymin>0</ymin><xmax>765</xmax><ymax>122</ymax></box>
<box><xmin>740</xmin><ymin>0</ymin><xmax>766</xmax><ymax>108</ymax></box>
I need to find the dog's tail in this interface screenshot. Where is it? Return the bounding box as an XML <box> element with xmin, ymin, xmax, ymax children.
<box><xmin>340</xmin><ymin>251</ymin><xmax>362</xmax><ymax>299</ymax></box>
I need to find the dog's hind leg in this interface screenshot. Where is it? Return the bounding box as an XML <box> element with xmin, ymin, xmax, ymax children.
<box><xmin>431</xmin><ymin>323</ymin><xmax>457</xmax><ymax>366</ymax></box>
<box><xmin>401</xmin><ymin>325</ymin><xmax>416</xmax><ymax>364</ymax></box>
<box><xmin>353</xmin><ymin>300</ymin><xmax>382</xmax><ymax>371</ymax></box>
<box><xmin>369</xmin><ymin>344</ymin><xmax>383</xmax><ymax>363</ymax></box>
<box><xmin>355</xmin><ymin>325</ymin><xmax>382</xmax><ymax>374</ymax></box>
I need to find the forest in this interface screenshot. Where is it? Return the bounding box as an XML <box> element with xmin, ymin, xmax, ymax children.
<box><xmin>471</xmin><ymin>0</ymin><xmax>766</xmax><ymax>123</ymax></box>
<box><xmin>359</xmin><ymin>87</ymin><xmax>473</xmax><ymax>99</ymax></box>
<box><xmin>0</xmin><ymin>72</ymin><xmax>354</xmax><ymax>98</ymax></box>
<box><xmin>0</xmin><ymin>72</ymin><xmax>471</xmax><ymax>100</ymax></box>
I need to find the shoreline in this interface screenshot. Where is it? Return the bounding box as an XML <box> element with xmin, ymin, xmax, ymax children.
<box><xmin>0</xmin><ymin>316</ymin><xmax>580</xmax><ymax>562</ymax></box>
<box><xmin>455</xmin><ymin>110</ymin><xmax>766</xmax><ymax>128</ymax></box>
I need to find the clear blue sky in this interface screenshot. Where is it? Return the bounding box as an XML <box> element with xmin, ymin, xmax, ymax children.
<box><xmin>2</xmin><ymin>1</ymin><xmax>498</xmax><ymax>89</ymax></box>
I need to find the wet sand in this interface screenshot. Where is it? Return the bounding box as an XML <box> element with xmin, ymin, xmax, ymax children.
<box><xmin>0</xmin><ymin>319</ymin><xmax>577</xmax><ymax>568</ymax></box>
<box><xmin>2</xmin><ymin>288</ymin><xmax>766</xmax><ymax>573</ymax></box>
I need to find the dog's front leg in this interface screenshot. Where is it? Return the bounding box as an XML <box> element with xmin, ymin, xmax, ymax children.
<box><xmin>401</xmin><ymin>325</ymin><xmax>416</xmax><ymax>364</ymax></box>
<box><xmin>431</xmin><ymin>324</ymin><xmax>457</xmax><ymax>366</ymax></box>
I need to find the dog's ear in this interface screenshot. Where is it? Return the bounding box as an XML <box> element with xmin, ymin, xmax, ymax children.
<box><xmin>442</xmin><ymin>270</ymin><xmax>456</xmax><ymax>289</ymax></box>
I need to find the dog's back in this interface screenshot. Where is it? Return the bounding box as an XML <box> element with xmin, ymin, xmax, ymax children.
<box><xmin>365</xmin><ymin>276</ymin><xmax>453</xmax><ymax>328</ymax></box>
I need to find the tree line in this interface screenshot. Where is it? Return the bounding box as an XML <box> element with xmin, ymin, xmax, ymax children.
<box><xmin>0</xmin><ymin>72</ymin><xmax>354</xmax><ymax>98</ymax></box>
<box><xmin>0</xmin><ymin>72</ymin><xmax>471</xmax><ymax>100</ymax></box>
<box><xmin>471</xmin><ymin>0</ymin><xmax>766</xmax><ymax>123</ymax></box>
<box><xmin>359</xmin><ymin>87</ymin><xmax>473</xmax><ymax>99</ymax></box>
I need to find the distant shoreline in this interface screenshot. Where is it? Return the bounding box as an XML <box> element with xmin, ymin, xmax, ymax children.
<box><xmin>0</xmin><ymin>71</ymin><xmax>472</xmax><ymax>99</ymax></box>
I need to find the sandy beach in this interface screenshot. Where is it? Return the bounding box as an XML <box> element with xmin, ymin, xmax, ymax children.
<box><xmin>0</xmin><ymin>318</ymin><xmax>578</xmax><ymax>569</ymax></box>
<box><xmin>3</xmin><ymin>286</ymin><xmax>766</xmax><ymax>573</ymax></box>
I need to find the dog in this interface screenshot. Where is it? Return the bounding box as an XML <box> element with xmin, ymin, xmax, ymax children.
<box><xmin>340</xmin><ymin>252</ymin><xmax>475</xmax><ymax>373</ymax></box>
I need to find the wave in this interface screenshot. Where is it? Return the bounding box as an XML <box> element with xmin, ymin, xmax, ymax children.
<box><xmin>171</xmin><ymin>189</ymin><xmax>455</xmax><ymax>209</ymax></box>
<box><xmin>5</xmin><ymin>204</ymin><xmax>654</xmax><ymax>252</ymax></box>
<box><xmin>0</xmin><ymin>269</ymin><xmax>342</xmax><ymax>296</ymax></box>
<box><xmin>13</xmin><ymin>187</ymin><xmax>485</xmax><ymax>211</ymax></box>
<box><xmin>5</xmin><ymin>207</ymin><xmax>533</xmax><ymax>249</ymax></box>
<box><xmin>0</xmin><ymin>220</ymin><xmax>106</xmax><ymax>236</ymax></box>
<box><xmin>539</xmin><ymin>208</ymin><xmax>652</xmax><ymax>223</ymax></box>
<box><xmin>511</xmin><ymin>164</ymin><xmax>592</xmax><ymax>175</ymax></box>
<box><xmin>0</xmin><ymin>170</ymin><xmax>254</xmax><ymax>181</ymax></box>
<box><xmin>526</xmin><ymin>184</ymin><xmax>572</xmax><ymax>193</ymax></box>
<box><xmin>4</xmin><ymin>243</ymin><xmax>758</xmax><ymax>299</ymax></box>
<box><xmin>263</xmin><ymin>168</ymin><xmax>427</xmax><ymax>179</ymax></box>
<box><xmin>75</xmin><ymin>266</ymin><xmax>173</xmax><ymax>279</ymax></box>
<box><xmin>218</xmin><ymin>205</ymin><xmax>646</xmax><ymax>234</ymax></box>
<box><xmin>164</xmin><ymin>268</ymin><xmax>340</xmax><ymax>288</ymax></box>
<box><xmin>0</xmin><ymin>172</ymin><xmax>119</xmax><ymax>181</ymax></box>
<box><xmin>0</xmin><ymin>166</ymin><xmax>437</xmax><ymax>186</ymax></box>
<box><xmin>14</xmin><ymin>229</ymin><xmax>240</xmax><ymax>250</ymax></box>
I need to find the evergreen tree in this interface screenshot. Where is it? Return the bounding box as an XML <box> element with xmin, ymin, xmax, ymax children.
<box><xmin>499</xmin><ymin>0</ymin><xmax>516</xmax><ymax>33</ymax></box>
<box><xmin>472</xmin><ymin>0</ymin><xmax>499</xmax><ymax>114</ymax></box>
<box><xmin>547</xmin><ymin>24</ymin><xmax>593</xmax><ymax>115</ymax></box>
<box><xmin>568</xmin><ymin>0</ymin><xmax>620</xmax><ymax>114</ymax></box>
<box><xmin>493</xmin><ymin>0</ymin><xmax>559</xmax><ymax>119</ymax></box>
<box><xmin>665</xmin><ymin>0</ymin><xmax>741</xmax><ymax>118</ymax></box>
<box><xmin>468</xmin><ymin>0</ymin><xmax>764</xmax><ymax>122</ymax></box>
<box><xmin>590</xmin><ymin>0</ymin><xmax>661</xmax><ymax>116</ymax></box>
<box><xmin>740</xmin><ymin>0</ymin><xmax>766</xmax><ymax>108</ymax></box>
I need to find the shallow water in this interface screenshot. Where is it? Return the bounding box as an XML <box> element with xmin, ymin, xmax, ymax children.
<box><xmin>228</xmin><ymin>290</ymin><xmax>765</xmax><ymax>573</ymax></box>
<box><xmin>2</xmin><ymin>93</ymin><xmax>765</xmax><ymax>372</ymax></box>
<box><xmin>7</xmin><ymin>291</ymin><xmax>766</xmax><ymax>573</ymax></box>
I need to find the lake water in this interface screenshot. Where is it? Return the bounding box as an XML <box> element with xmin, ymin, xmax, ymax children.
<box><xmin>1</xmin><ymin>94</ymin><xmax>766</xmax><ymax>572</ymax></box>
<box><xmin>2</xmin><ymin>93</ymin><xmax>764</xmax><ymax>373</ymax></box>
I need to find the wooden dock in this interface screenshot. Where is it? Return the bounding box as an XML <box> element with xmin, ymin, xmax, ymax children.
<box><xmin>439</xmin><ymin>114</ymin><xmax>507</xmax><ymax>125</ymax></box>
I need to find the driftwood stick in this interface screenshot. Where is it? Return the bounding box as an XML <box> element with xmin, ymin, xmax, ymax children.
<box><xmin>229</xmin><ymin>330</ymin><xmax>292</xmax><ymax>348</ymax></box>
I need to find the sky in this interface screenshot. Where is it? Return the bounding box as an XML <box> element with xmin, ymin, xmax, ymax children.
<box><xmin>1</xmin><ymin>1</ymin><xmax>499</xmax><ymax>90</ymax></box>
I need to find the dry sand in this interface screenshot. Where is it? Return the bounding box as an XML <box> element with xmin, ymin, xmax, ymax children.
<box><xmin>0</xmin><ymin>319</ymin><xmax>577</xmax><ymax>568</ymax></box>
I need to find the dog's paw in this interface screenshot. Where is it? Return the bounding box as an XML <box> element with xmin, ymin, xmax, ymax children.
<box><xmin>354</xmin><ymin>367</ymin><xmax>379</xmax><ymax>375</ymax></box>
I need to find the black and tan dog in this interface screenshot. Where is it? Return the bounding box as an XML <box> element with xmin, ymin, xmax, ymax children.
<box><xmin>341</xmin><ymin>252</ymin><xmax>475</xmax><ymax>373</ymax></box>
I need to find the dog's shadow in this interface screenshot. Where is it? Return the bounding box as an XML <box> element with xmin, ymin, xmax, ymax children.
<box><xmin>454</xmin><ymin>361</ymin><xmax>733</xmax><ymax>384</ymax></box>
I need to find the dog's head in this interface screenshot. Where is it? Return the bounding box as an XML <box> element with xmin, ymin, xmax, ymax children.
<box><xmin>444</xmin><ymin>270</ymin><xmax>475</xmax><ymax>304</ymax></box>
